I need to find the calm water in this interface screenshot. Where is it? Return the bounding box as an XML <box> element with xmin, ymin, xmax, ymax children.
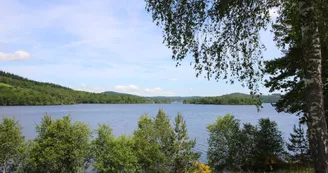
<box><xmin>0</xmin><ymin>103</ymin><xmax>299</xmax><ymax>162</ymax></box>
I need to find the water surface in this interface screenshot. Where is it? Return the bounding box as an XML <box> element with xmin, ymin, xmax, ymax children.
<box><xmin>0</xmin><ymin>103</ymin><xmax>299</xmax><ymax>162</ymax></box>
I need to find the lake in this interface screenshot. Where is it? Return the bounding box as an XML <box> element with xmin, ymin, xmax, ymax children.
<box><xmin>0</xmin><ymin>103</ymin><xmax>299</xmax><ymax>163</ymax></box>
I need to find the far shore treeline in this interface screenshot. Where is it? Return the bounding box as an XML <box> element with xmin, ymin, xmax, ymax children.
<box><xmin>0</xmin><ymin>109</ymin><xmax>312</xmax><ymax>172</ymax></box>
<box><xmin>0</xmin><ymin>71</ymin><xmax>280</xmax><ymax>106</ymax></box>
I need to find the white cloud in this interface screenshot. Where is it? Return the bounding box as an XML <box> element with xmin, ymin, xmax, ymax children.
<box><xmin>76</xmin><ymin>84</ymin><xmax>106</xmax><ymax>93</ymax></box>
<box><xmin>168</xmin><ymin>78</ymin><xmax>178</xmax><ymax>82</ymax></box>
<box><xmin>114</xmin><ymin>85</ymin><xmax>175</xmax><ymax>96</ymax></box>
<box><xmin>0</xmin><ymin>0</ymin><xmax>171</xmax><ymax>63</ymax></box>
<box><xmin>0</xmin><ymin>50</ymin><xmax>31</xmax><ymax>61</ymax></box>
<box><xmin>114</xmin><ymin>85</ymin><xmax>139</xmax><ymax>92</ymax></box>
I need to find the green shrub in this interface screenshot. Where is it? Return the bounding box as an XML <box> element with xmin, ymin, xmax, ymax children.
<box><xmin>207</xmin><ymin>115</ymin><xmax>286</xmax><ymax>172</ymax></box>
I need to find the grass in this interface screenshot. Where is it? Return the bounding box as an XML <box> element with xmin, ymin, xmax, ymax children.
<box><xmin>0</xmin><ymin>82</ymin><xmax>11</xmax><ymax>88</ymax></box>
<box><xmin>275</xmin><ymin>168</ymin><xmax>314</xmax><ymax>173</ymax></box>
<box><xmin>230</xmin><ymin>168</ymin><xmax>314</xmax><ymax>173</ymax></box>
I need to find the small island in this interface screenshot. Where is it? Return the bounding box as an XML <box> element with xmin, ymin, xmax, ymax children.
<box><xmin>183</xmin><ymin>93</ymin><xmax>281</xmax><ymax>105</ymax></box>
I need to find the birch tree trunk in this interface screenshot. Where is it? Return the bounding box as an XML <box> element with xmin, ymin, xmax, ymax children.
<box><xmin>299</xmin><ymin>0</ymin><xmax>328</xmax><ymax>172</ymax></box>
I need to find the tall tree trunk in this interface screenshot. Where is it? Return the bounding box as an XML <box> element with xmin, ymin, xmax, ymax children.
<box><xmin>299</xmin><ymin>0</ymin><xmax>328</xmax><ymax>172</ymax></box>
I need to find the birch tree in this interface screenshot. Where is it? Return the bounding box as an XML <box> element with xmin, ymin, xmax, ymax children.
<box><xmin>144</xmin><ymin>0</ymin><xmax>328</xmax><ymax>172</ymax></box>
<box><xmin>0</xmin><ymin>117</ymin><xmax>25</xmax><ymax>173</ymax></box>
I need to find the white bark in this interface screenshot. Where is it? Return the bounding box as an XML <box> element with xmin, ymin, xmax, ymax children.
<box><xmin>299</xmin><ymin>0</ymin><xmax>328</xmax><ymax>172</ymax></box>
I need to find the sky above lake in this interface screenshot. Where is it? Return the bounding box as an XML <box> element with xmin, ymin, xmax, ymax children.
<box><xmin>0</xmin><ymin>0</ymin><xmax>282</xmax><ymax>96</ymax></box>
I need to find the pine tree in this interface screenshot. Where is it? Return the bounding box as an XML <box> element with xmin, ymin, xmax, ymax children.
<box><xmin>172</xmin><ymin>113</ymin><xmax>200</xmax><ymax>173</ymax></box>
<box><xmin>287</xmin><ymin>123</ymin><xmax>311</xmax><ymax>167</ymax></box>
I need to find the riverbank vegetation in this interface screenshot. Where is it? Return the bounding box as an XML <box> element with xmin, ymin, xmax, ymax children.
<box><xmin>0</xmin><ymin>110</ymin><xmax>313</xmax><ymax>173</ymax></box>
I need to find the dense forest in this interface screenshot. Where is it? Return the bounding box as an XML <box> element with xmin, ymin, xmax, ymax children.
<box><xmin>183</xmin><ymin>93</ymin><xmax>281</xmax><ymax>105</ymax></box>
<box><xmin>0</xmin><ymin>71</ymin><xmax>281</xmax><ymax>106</ymax></box>
<box><xmin>144</xmin><ymin>96</ymin><xmax>202</xmax><ymax>103</ymax></box>
<box><xmin>146</xmin><ymin>94</ymin><xmax>281</xmax><ymax>105</ymax></box>
<box><xmin>0</xmin><ymin>71</ymin><xmax>149</xmax><ymax>106</ymax></box>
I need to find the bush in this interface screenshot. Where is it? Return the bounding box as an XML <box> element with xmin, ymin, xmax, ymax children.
<box><xmin>287</xmin><ymin>123</ymin><xmax>312</xmax><ymax>168</ymax></box>
<box><xmin>192</xmin><ymin>162</ymin><xmax>211</xmax><ymax>173</ymax></box>
<box><xmin>133</xmin><ymin>109</ymin><xmax>200</xmax><ymax>173</ymax></box>
<box><xmin>22</xmin><ymin>115</ymin><xmax>92</xmax><ymax>173</ymax></box>
<box><xmin>207</xmin><ymin>114</ymin><xmax>243</xmax><ymax>172</ymax></box>
<box><xmin>0</xmin><ymin>117</ymin><xmax>25</xmax><ymax>172</ymax></box>
<box><xmin>207</xmin><ymin>115</ymin><xmax>286</xmax><ymax>172</ymax></box>
<box><xmin>92</xmin><ymin>124</ymin><xmax>139</xmax><ymax>173</ymax></box>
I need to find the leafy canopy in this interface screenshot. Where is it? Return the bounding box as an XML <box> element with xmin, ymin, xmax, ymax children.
<box><xmin>145</xmin><ymin>0</ymin><xmax>279</xmax><ymax>94</ymax></box>
<box><xmin>92</xmin><ymin>124</ymin><xmax>139</xmax><ymax>173</ymax></box>
<box><xmin>23</xmin><ymin>115</ymin><xmax>92</xmax><ymax>173</ymax></box>
<box><xmin>207</xmin><ymin>114</ymin><xmax>285</xmax><ymax>172</ymax></box>
<box><xmin>0</xmin><ymin>117</ymin><xmax>25</xmax><ymax>172</ymax></box>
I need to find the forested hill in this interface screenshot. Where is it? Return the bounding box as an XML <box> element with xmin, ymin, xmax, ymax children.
<box><xmin>0</xmin><ymin>71</ymin><xmax>149</xmax><ymax>106</ymax></box>
<box><xmin>144</xmin><ymin>96</ymin><xmax>201</xmax><ymax>103</ymax></box>
<box><xmin>183</xmin><ymin>93</ymin><xmax>281</xmax><ymax>105</ymax></box>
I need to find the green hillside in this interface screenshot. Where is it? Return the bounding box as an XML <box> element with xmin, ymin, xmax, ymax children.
<box><xmin>0</xmin><ymin>71</ymin><xmax>149</xmax><ymax>106</ymax></box>
<box><xmin>0</xmin><ymin>82</ymin><xmax>11</xmax><ymax>88</ymax></box>
<box><xmin>183</xmin><ymin>93</ymin><xmax>281</xmax><ymax>105</ymax></box>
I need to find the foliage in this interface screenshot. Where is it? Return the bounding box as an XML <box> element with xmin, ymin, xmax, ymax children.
<box><xmin>287</xmin><ymin>123</ymin><xmax>312</xmax><ymax>167</ymax></box>
<box><xmin>0</xmin><ymin>71</ymin><xmax>149</xmax><ymax>106</ymax></box>
<box><xmin>0</xmin><ymin>110</ymin><xmax>319</xmax><ymax>172</ymax></box>
<box><xmin>22</xmin><ymin>115</ymin><xmax>92</xmax><ymax>173</ymax></box>
<box><xmin>92</xmin><ymin>124</ymin><xmax>139</xmax><ymax>173</ymax></box>
<box><xmin>262</xmin><ymin>1</ymin><xmax>328</xmax><ymax>170</ymax></box>
<box><xmin>192</xmin><ymin>162</ymin><xmax>211</xmax><ymax>173</ymax></box>
<box><xmin>184</xmin><ymin>96</ymin><xmax>260</xmax><ymax>105</ymax></box>
<box><xmin>144</xmin><ymin>0</ymin><xmax>281</xmax><ymax>96</ymax></box>
<box><xmin>0</xmin><ymin>117</ymin><xmax>25</xmax><ymax>172</ymax></box>
<box><xmin>172</xmin><ymin>113</ymin><xmax>201</xmax><ymax>173</ymax></box>
<box><xmin>145</xmin><ymin>0</ymin><xmax>328</xmax><ymax>171</ymax></box>
<box><xmin>207</xmin><ymin>114</ymin><xmax>243</xmax><ymax>171</ymax></box>
<box><xmin>133</xmin><ymin>109</ymin><xmax>200</xmax><ymax>173</ymax></box>
<box><xmin>207</xmin><ymin>115</ymin><xmax>285</xmax><ymax>172</ymax></box>
<box><xmin>253</xmin><ymin>118</ymin><xmax>285</xmax><ymax>172</ymax></box>
<box><xmin>264</xmin><ymin>0</ymin><xmax>328</xmax><ymax>124</ymax></box>
<box><xmin>133</xmin><ymin>114</ymin><xmax>164</xmax><ymax>173</ymax></box>
<box><xmin>183</xmin><ymin>93</ymin><xmax>280</xmax><ymax>105</ymax></box>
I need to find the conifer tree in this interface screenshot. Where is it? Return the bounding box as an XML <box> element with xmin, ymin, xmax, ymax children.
<box><xmin>287</xmin><ymin>123</ymin><xmax>312</xmax><ymax>166</ymax></box>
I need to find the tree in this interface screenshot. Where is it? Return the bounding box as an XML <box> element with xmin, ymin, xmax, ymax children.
<box><xmin>206</xmin><ymin>114</ymin><xmax>243</xmax><ymax>172</ymax></box>
<box><xmin>153</xmin><ymin>109</ymin><xmax>176</xmax><ymax>170</ymax></box>
<box><xmin>133</xmin><ymin>114</ymin><xmax>167</xmax><ymax>173</ymax></box>
<box><xmin>172</xmin><ymin>113</ymin><xmax>200</xmax><ymax>173</ymax></box>
<box><xmin>207</xmin><ymin>115</ymin><xmax>285</xmax><ymax>172</ymax></box>
<box><xmin>287</xmin><ymin>123</ymin><xmax>312</xmax><ymax>167</ymax></box>
<box><xmin>239</xmin><ymin>123</ymin><xmax>258</xmax><ymax>171</ymax></box>
<box><xmin>0</xmin><ymin>117</ymin><xmax>25</xmax><ymax>173</ymax></box>
<box><xmin>265</xmin><ymin>0</ymin><xmax>328</xmax><ymax>124</ymax></box>
<box><xmin>133</xmin><ymin>109</ymin><xmax>200</xmax><ymax>173</ymax></box>
<box><xmin>92</xmin><ymin>124</ymin><xmax>139</xmax><ymax>173</ymax></box>
<box><xmin>253</xmin><ymin>118</ymin><xmax>285</xmax><ymax>172</ymax></box>
<box><xmin>22</xmin><ymin>115</ymin><xmax>91</xmax><ymax>173</ymax></box>
<box><xmin>144</xmin><ymin>0</ymin><xmax>328</xmax><ymax>172</ymax></box>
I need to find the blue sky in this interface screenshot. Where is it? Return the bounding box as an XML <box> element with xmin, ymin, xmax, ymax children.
<box><xmin>0</xmin><ymin>0</ymin><xmax>282</xmax><ymax>96</ymax></box>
